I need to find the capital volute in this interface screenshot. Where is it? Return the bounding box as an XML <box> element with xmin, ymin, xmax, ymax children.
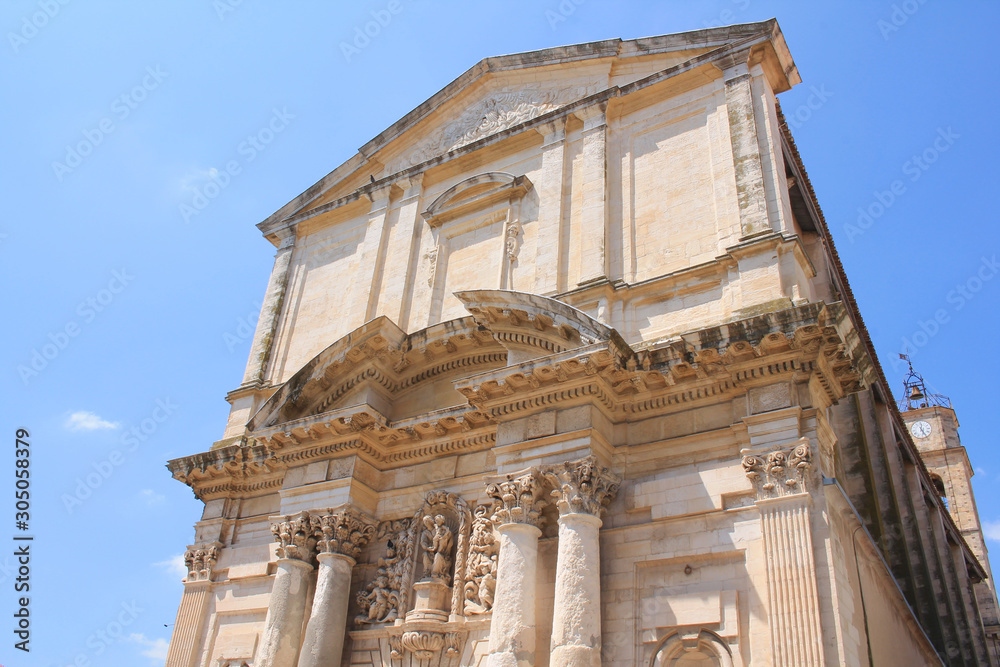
<box><xmin>741</xmin><ymin>439</ymin><xmax>813</xmax><ymax>501</ymax></box>
<box><xmin>270</xmin><ymin>510</ymin><xmax>318</xmax><ymax>562</ymax></box>
<box><xmin>183</xmin><ymin>541</ymin><xmax>222</xmax><ymax>582</ymax></box>
<box><xmin>542</xmin><ymin>456</ymin><xmax>621</xmax><ymax>518</ymax></box>
<box><xmin>485</xmin><ymin>469</ymin><xmax>546</xmax><ymax>527</ymax></box>
<box><xmin>314</xmin><ymin>507</ymin><xmax>377</xmax><ymax>560</ymax></box>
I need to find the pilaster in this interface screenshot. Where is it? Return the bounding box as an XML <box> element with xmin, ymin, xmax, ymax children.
<box><xmin>164</xmin><ymin>543</ymin><xmax>220</xmax><ymax>667</ymax></box>
<box><xmin>534</xmin><ymin>117</ymin><xmax>568</xmax><ymax>295</ymax></box>
<box><xmin>243</xmin><ymin>227</ymin><xmax>296</xmax><ymax>385</ymax></box>
<box><xmin>719</xmin><ymin>51</ymin><xmax>771</xmax><ymax>239</ymax></box>
<box><xmin>574</xmin><ymin>103</ymin><xmax>609</xmax><ymax>287</ymax></box>
<box><xmin>355</xmin><ymin>184</ymin><xmax>395</xmax><ymax>322</ymax></box>
<box><xmin>742</xmin><ymin>440</ymin><xmax>824</xmax><ymax>666</ymax></box>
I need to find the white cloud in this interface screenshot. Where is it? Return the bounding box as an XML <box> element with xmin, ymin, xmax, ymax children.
<box><xmin>129</xmin><ymin>633</ymin><xmax>169</xmax><ymax>663</ymax></box>
<box><xmin>138</xmin><ymin>488</ymin><xmax>166</xmax><ymax>507</ymax></box>
<box><xmin>154</xmin><ymin>554</ymin><xmax>187</xmax><ymax>580</ymax></box>
<box><xmin>983</xmin><ymin>520</ymin><xmax>1000</xmax><ymax>543</ymax></box>
<box><xmin>65</xmin><ymin>410</ymin><xmax>119</xmax><ymax>431</ymax></box>
<box><xmin>178</xmin><ymin>166</ymin><xmax>219</xmax><ymax>194</ymax></box>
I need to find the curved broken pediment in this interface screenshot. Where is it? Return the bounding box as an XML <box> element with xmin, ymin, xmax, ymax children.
<box><xmin>247</xmin><ymin>316</ymin><xmax>507</xmax><ymax>431</ymax></box>
<box><xmin>454</xmin><ymin>289</ymin><xmax>627</xmax><ymax>365</ymax></box>
<box><xmin>421</xmin><ymin>172</ymin><xmax>531</xmax><ymax>227</ymax></box>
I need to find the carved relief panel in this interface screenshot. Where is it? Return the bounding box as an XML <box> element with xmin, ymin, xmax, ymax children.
<box><xmin>351</xmin><ymin>490</ymin><xmax>500</xmax><ymax>666</ymax></box>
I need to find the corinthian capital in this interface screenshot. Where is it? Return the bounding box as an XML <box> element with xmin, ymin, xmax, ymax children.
<box><xmin>741</xmin><ymin>440</ymin><xmax>813</xmax><ymax>501</ymax></box>
<box><xmin>183</xmin><ymin>542</ymin><xmax>221</xmax><ymax>582</ymax></box>
<box><xmin>315</xmin><ymin>507</ymin><xmax>377</xmax><ymax>560</ymax></box>
<box><xmin>542</xmin><ymin>456</ymin><xmax>621</xmax><ymax>517</ymax></box>
<box><xmin>486</xmin><ymin>469</ymin><xmax>546</xmax><ymax>527</ymax></box>
<box><xmin>271</xmin><ymin>511</ymin><xmax>318</xmax><ymax>562</ymax></box>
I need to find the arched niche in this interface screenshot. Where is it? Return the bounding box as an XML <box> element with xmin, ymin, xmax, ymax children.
<box><xmin>651</xmin><ymin>630</ymin><xmax>735</xmax><ymax>667</ymax></box>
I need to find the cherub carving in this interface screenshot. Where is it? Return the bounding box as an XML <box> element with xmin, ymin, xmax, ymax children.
<box><xmin>420</xmin><ymin>514</ymin><xmax>454</xmax><ymax>581</ymax></box>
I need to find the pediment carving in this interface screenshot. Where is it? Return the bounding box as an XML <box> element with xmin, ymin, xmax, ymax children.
<box><xmin>389</xmin><ymin>84</ymin><xmax>599</xmax><ymax>171</ymax></box>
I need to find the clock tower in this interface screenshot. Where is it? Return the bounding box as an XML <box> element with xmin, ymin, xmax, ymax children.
<box><xmin>899</xmin><ymin>355</ymin><xmax>1000</xmax><ymax>661</ymax></box>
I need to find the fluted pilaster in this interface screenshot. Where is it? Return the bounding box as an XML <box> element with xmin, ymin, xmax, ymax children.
<box><xmin>743</xmin><ymin>441</ymin><xmax>823</xmax><ymax>666</ymax></box>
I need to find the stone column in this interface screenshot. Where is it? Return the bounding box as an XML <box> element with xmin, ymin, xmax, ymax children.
<box><xmin>574</xmin><ymin>103</ymin><xmax>609</xmax><ymax>287</ymax></box>
<box><xmin>719</xmin><ymin>51</ymin><xmax>770</xmax><ymax>239</ymax></box>
<box><xmin>742</xmin><ymin>441</ymin><xmax>824</xmax><ymax>667</ymax></box>
<box><xmin>543</xmin><ymin>456</ymin><xmax>621</xmax><ymax>667</ymax></box>
<box><xmin>485</xmin><ymin>470</ymin><xmax>547</xmax><ymax>667</ymax></box>
<box><xmin>257</xmin><ymin>512</ymin><xmax>317</xmax><ymax>667</ymax></box>
<box><xmin>243</xmin><ymin>227</ymin><xmax>296</xmax><ymax>385</ymax></box>
<box><xmin>297</xmin><ymin>508</ymin><xmax>376</xmax><ymax>667</ymax></box>
<box><xmin>164</xmin><ymin>543</ymin><xmax>220</xmax><ymax>667</ymax></box>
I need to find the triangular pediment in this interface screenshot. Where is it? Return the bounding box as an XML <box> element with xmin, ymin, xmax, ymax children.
<box><xmin>257</xmin><ymin>21</ymin><xmax>798</xmax><ymax>240</ymax></box>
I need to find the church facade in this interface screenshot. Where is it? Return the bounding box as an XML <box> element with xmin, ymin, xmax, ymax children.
<box><xmin>165</xmin><ymin>21</ymin><xmax>999</xmax><ymax>666</ymax></box>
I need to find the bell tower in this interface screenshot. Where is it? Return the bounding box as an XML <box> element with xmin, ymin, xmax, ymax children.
<box><xmin>898</xmin><ymin>354</ymin><xmax>1000</xmax><ymax>660</ymax></box>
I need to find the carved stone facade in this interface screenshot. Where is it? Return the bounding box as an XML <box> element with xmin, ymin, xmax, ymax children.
<box><xmin>165</xmin><ymin>21</ymin><xmax>997</xmax><ymax>667</ymax></box>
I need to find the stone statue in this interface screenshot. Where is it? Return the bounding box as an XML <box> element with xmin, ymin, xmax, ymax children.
<box><xmin>356</xmin><ymin>569</ymin><xmax>392</xmax><ymax>624</ymax></box>
<box><xmin>356</xmin><ymin>532</ymin><xmax>409</xmax><ymax>624</ymax></box>
<box><xmin>420</xmin><ymin>514</ymin><xmax>454</xmax><ymax>581</ymax></box>
<box><xmin>464</xmin><ymin>505</ymin><xmax>499</xmax><ymax>615</ymax></box>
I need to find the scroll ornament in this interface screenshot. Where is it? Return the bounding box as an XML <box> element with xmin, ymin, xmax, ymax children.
<box><xmin>742</xmin><ymin>441</ymin><xmax>813</xmax><ymax>500</ymax></box>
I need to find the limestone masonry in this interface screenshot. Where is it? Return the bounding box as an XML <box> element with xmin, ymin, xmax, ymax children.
<box><xmin>165</xmin><ymin>20</ymin><xmax>999</xmax><ymax>666</ymax></box>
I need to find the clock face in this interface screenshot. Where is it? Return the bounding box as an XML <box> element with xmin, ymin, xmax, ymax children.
<box><xmin>910</xmin><ymin>420</ymin><xmax>932</xmax><ymax>439</ymax></box>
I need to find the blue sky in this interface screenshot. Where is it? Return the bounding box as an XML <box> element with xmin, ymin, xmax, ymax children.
<box><xmin>1</xmin><ymin>2</ymin><xmax>997</xmax><ymax>665</ymax></box>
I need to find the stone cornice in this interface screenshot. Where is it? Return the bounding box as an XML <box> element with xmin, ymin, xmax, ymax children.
<box><xmin>170</xmin><ymin>303</ymin><xmax>860</xmax><ymax>502</ymax></box>
<box><xmin>168</xmin><ymin>405</ymin><xmax>499</xmax><ymax>500</ymax></box>
<box><xmin>452</xmin><ymin>306</ymin><xmax>859</xmax><ymax>422</ymax></box>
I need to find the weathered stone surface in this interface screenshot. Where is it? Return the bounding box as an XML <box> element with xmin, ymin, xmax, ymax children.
<box><xmin>164</xmin><ymin>20</ymin><xmax>997</xmax><ymax>667</ymax></box>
